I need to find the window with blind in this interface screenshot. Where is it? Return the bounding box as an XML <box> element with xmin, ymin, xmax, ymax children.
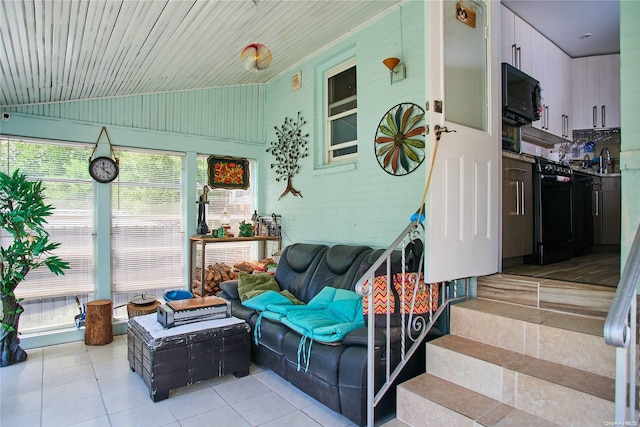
<box><xmin>0</xmin><ymin>138</ymin><xmax>94</xmax><ymax>332</ymax></box>
<box><xmin>0</xmin><ymin>138</ymin><xmax>94</xmax><ymax>299</ymax></box>
<box><xmin>111</xmin><ymin>150</ymin><xmax>184</xmax><ymax>301</ymax></box>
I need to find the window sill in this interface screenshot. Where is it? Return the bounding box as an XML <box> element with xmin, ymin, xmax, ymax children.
<box><xmin>313</xmin><ymin>162</ymin><xmax>356</xmax><ymax>175</ymax></box>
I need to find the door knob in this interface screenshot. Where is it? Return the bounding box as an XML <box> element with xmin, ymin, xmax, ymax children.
<box><xmin>434</xmin><ymin>125</ymin><xmax>456</xmax><ymax>141</ymax></box>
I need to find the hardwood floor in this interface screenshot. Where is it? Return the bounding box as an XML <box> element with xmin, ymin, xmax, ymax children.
<box><xmin>502</xmin><ymin>249</ymin><xmax>621</xmax><ymax>287</ymax></box>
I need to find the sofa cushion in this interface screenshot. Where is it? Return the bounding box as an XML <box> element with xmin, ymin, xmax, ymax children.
<box><xmin>219</xmin><ymin>280</ymin><xmax>240</xmax><ymax>300</ymax></box>
<box><xmin>274</xmin><ymin>244</ymin><xmax>328</xmax><ymax>303</ymax></box>
<box><xmin>237</xmin><ymin>272</ymin><xmax>280</xmax><ymax>301</ymax></box>
<box><xmin>242</xmin><ymin>289</ymin><xmax>292</xmax><ymax>312</ymax></box>
<box><xmin>302</xmin><ymin>245</ymin><xmax>372</xmax><ymax>301</ymax></box>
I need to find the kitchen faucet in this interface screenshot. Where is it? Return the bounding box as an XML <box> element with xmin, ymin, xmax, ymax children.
<box><xmin>599</xmin><ymin>147</ymin><xmax>611</xmax><ymax>174</ymax></box>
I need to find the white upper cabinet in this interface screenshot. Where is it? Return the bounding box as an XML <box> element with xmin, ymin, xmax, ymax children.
<box><xmin>501</xmin><ymin>6</ymin><xmax>534</xmax><ymax>74</ymax></box>
<box><xmin>572</xmin><ymin>54</ymin><xmax>621</xmax><ymax>129</ymax></box>
<box><xmin>501</xmin><ymin>5</ymin><xmax>572</xmax><ymax>140</ymax></box>
<box><xmin>542</xmin><ymin>39</ymin><xmax>572</xmax><ymax>139</ymax></box>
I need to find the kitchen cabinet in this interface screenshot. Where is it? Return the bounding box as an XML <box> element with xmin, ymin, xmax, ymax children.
<box><xmin>538</xmin><ymin>38</ymin><xmax>572</xmax><ymax>140</ymax></box>
<box><xmin>572</xmin><ymin>54</ymin><xmax>621</xmax><ymax>129</ymax></box>
<box><xmin>502</xmin><ymin>157</ymin><xmax>533</xmax><ymax>259</ymax></box>
<box><xmin>592</xmin><ymin>177</ymin><xmax>602</xmax><ymax>245</ymax></box>
<box><xmin>592</xmin><ymin>175</ymin><xmax>621</xmax><ymax>245</ymax></box>
<box><xmin>601</xmin><ymin>176</ymin><xmax>621</xmax><ymax>245</ymax></box>
<box><xmin>502</xmin><ymin>5</ymin><xmax>571</xmax><ymax>140</ymax></box>
<box><xmin>500</xmin><ymin>6</ymin><xmax>534</xmax><ymax>74</ymax></box>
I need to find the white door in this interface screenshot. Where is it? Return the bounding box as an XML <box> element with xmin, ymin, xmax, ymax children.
<box><xmin>424</xmin><ymin>0</ymin><xmax>501</xmax><ymax>283</ymax></box>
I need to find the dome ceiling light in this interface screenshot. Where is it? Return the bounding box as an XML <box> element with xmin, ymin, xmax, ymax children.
<box><xmin>241</xmin><ymin>43</ymin><xmax>272</xmax><ymax>71</ymax></box>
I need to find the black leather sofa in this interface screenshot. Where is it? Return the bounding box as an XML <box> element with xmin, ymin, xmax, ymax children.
<box><xmin>217</xmin><ymin>243</ymin><xmax>441</xmax><ymax>426</ymax></box>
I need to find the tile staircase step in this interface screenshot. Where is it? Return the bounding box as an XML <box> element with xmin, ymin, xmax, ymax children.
<box><xmin>477</xmin><ymin>273</ymin><xmax>614</xmax><ymax>318</ymax></box>
<box><xmin>396</xmin><ymin>373</ymin><xmax>560</xmax><ymax>427</ymax></box>
<box><xmin>450</xmin><ymin>298</ymin><xmax>616</xmax><ymax>378</ymax></box>
<box><xmin>426</xmin><ymin>334</ymin><xmax>615</xmax><ymax>425</ymax></box>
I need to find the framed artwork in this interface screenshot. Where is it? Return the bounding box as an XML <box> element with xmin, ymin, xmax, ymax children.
<box><xmin>207</xmin><ymin>156</ymin><xmax>250</xmax><ymax>189</ymax></box>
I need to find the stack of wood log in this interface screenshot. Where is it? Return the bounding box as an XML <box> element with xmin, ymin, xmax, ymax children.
<box><xmin>192</xmin><ymin>263</ymin><xmax>238</xmax><ymax>297</ymax></box>
<box><xmin>191</xmin><ymin>258</ymin><xmax>279</xmax><ymax>297</ymax></box>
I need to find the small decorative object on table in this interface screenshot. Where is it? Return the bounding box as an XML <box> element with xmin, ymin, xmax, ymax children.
<box><xmin>238</xmin><ymin>220</ymin><xmax>254</xmax><ymax>237</ymax></box>
<box><xmin>214</xmin><ymin>227</ymin><xmax>226</xmax><ymax>238</ymax></box>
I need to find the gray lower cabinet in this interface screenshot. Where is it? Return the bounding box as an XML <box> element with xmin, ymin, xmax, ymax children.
<box><xmin>593</xmin><ymin>175</ymin><xmax>620</xmax><ymax>245</ymax></box>
<box><xmin>592</xmin><ymin>177</ymin><xmax>602</xmax><ymax>245</ymax></box>
<box><xmin>601</xmin><ymin>176</ymin><xmax>621</xmax><ymax>245</ymax></box>
<box><xmin>502</xmin><ymin>157</ymin><xmax>533</xmax><ymax>258</ymax></box>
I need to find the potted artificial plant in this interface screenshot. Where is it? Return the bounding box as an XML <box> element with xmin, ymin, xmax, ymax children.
<box><xmin>0</xmin><ymin>169</ymin><xmax>69</xmax><ymax>367</ymax></box>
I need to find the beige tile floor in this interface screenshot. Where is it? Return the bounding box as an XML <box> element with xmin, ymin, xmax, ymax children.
<box><xmin>0</xmin><ymin>335</ymin><xmax>359</xmax><ymax>427</ymax></box>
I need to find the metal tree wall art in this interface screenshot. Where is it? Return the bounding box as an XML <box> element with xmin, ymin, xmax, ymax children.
<box><xmin>267</xmin><ymin>112</ymin><xmax>309</xmax><ymax>200</ymax></box>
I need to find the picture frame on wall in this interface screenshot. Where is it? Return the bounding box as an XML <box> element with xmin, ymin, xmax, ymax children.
<box><xmin>207</xmin><ymin>156</ymin><xmax>250</xmax><ymax>190</ymax></box>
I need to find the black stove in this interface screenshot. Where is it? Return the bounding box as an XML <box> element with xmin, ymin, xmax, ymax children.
<box><xmin>532</xmin><ymin>158</ymin><xmax>574</xmax><ymax>264</ymax></box>
<box><xmin>535</xmin><ymin>158</ymin><xmax>573</xmax><ymax>177</ymax></box>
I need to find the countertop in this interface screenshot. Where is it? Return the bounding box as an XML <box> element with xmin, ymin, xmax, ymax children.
<box><xmin>502</xmin><ymin>150</ymin><xmax>621</xmax><ymax>178</ymax></box>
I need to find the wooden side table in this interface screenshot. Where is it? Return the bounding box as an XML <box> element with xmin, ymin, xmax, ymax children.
<box><xmin>189</xmin><ymin>235</ymin><xmax>281</xmax><ymax>297</ymax></box>
<box><xmin>84</xmin><ymin>299</ymin><xmax>113</xmax><ymax>345</ymax></box>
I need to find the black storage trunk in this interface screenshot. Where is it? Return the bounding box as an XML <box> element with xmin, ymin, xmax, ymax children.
<box><xmin>127</xmin><ymin>315</ymin><xmax>251</xmax><ymax>401</ymax></box>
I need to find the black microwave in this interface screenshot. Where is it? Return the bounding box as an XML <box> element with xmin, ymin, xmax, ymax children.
<box><xmin>502</xmin><ymin>62</ymin><xmax>541</xmax><ymax>126</ymax></box>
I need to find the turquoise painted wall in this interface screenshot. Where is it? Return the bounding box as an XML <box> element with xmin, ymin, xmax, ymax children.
<box><xmin>620</xmin><ymin>1</ymin><xmax>640</xmax><ymax>267</ymax></box>
<box><xmin>263</xmin><ymin>1</ymin><xmax>427</xmax><ymax>248</ymax></box>
<box><xmin>3</xmin><ymin>85</ymin><xmax>266</xmax><ymax>144</ymax></box>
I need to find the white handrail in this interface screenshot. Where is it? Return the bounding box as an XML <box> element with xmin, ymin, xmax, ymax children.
<box><xmin>356</xmin><ymin>220</ymin><xmax>470</xmax><ymax>427</ymax></box>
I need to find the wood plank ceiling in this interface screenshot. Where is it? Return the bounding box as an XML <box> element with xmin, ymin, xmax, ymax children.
<box><xmin>0</xmin><ymin>0</ymin><xmax>402</xmax><ymax>107</ymax></box>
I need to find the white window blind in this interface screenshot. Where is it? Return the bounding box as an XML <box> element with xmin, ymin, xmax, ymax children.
<box><xmin>111</xmin><ymin>149</ymin><xmax>183</xmax><ymax>293</ymax></box>
<box><xmin>0</xmin><ymin>138</ymin><xmax>94</xmax><ymax>299</ymax></box>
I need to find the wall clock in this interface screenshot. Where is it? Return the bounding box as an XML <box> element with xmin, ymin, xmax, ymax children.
<box><xmin>89</xmin><ymin>156</ymin><xmax>119</xmax><ymax>183</ymax></box>
<box><xmin>374</xmin><ymin>103</ymin><xmax>426</xmax><ymax>176</ymax></box>
<box><xmin>88</xmin><ymin>127</ymin><xmax>120</xmax><ymax>183</ymax></box>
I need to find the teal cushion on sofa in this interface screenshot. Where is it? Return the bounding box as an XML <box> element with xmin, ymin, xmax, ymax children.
<box><xmin>242</xmin><ymin>290</ymin><xmax>292</xmax><ymax>311</ymax></box>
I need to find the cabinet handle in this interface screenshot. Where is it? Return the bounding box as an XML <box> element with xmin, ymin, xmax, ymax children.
<box><xmin>562</xmin><ymin>115</ymin><xmax>569</xmax><ymax>138</ymax></box>
<box><xmin>507</xmin><ymin>167</ymin><xmax>529</xmax><ymax>173</ymax></box>
<box><xmin>602</xmin><ymin>105</ymin><xmax>606</xmax><ymax>128</ymax></box>
<box><xmin>516</xmin><ymin>46</ymin><xmax>521</xmax><ymax>69</ymax></box>
<box><xmin>515</xmin><ymin>181</ymin><xmax>520</xmax><ymax>215</ymax></box>
<box><xmin>512</xmin><ymin>44</ymin><xmax>517</xmax><ymax>67</ymax></box>
<box><xmin>593</xmin><ymin>105</ymin><xmax>598</xmax><ymax>128</ymax></box>
<box><xmin>593</xmin><ymin>190</ymin><xmax>599</xmax><ymax>216</ymax></box>
<box><xmin>520</xmin><ymin>181</ymin><xmax>525</xmax><ymax>216</ymax></box>
<box><xmin>544</xmin><ymin>106</ymin><xmax>549</xmax><ymax>130</ymax></box>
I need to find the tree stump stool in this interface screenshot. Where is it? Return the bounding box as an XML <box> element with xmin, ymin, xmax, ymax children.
<box><xmin>85</xmin><ymin>299</ymin><xmax>113</xmax><ymax>345</ymax></box>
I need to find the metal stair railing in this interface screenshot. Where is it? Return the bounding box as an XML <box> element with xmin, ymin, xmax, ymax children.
<box><xmin>355</xmin><ymin>219</ymin><xmax>471</xmax><ymax>427</ymax></box>
<box><xmin>604</xmin><ymin>222</ymin><xmax>640</xmax><ymax>423</ymax></box>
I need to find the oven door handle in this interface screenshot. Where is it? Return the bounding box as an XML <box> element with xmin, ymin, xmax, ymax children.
<box><xmin>540</xmin><ymin>174</ymin><xmax>572</xmax><ymax>182</ymax></box>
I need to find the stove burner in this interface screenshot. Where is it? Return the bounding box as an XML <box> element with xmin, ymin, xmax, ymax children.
<box><xmin>536</xmin><ymin>159</ymin><xmax>573</xmax><ymax>176</ymax></box>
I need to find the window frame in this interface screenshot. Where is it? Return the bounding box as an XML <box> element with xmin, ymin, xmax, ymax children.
<box><xmin>325</xmin><ymin>60</ymin><xmax>358</xmax><ymax>164</ymax></box>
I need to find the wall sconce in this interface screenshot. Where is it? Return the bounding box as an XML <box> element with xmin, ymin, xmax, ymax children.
<box><xmin>383</xmin><ymin>57</ymin><xmax>406</xmax><ymax>85</ymax></box>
